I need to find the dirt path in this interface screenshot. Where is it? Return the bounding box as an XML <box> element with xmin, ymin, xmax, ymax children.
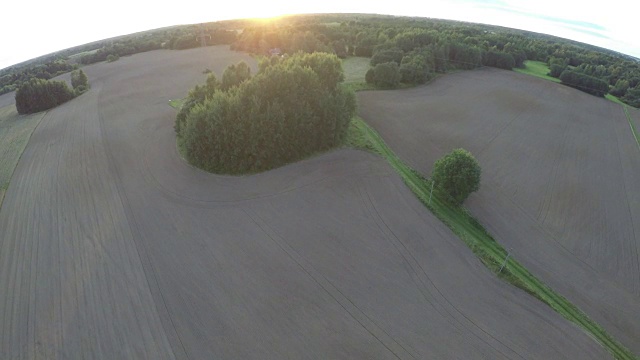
<box><xmin>0</xmin><ymin>48</ymin><xmax>610</xmax><ymax>359</ymax></box>
<box><xmin>358</xmin><ymin>68</ymin><xmax>640</xmax><ymax>354</ymax></box>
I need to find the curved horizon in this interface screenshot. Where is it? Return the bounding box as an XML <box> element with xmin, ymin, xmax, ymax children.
<box><xmin>1</xmin><ymin>1</ymin><xmax>638</xmax><ymax>70</ymax></box>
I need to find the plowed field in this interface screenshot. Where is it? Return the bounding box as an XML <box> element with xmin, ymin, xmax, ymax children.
<box><xmin>358</xmin><ymin>68</ymin><xmax>640</xmax><ymax>354</ymax></box>
<box><xmin>0</xmin><ymin>48</ymin><xmax>610</xmax><ymax>359</ymax></box>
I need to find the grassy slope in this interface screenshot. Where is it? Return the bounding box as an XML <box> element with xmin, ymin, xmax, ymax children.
<box><xmin>0</xmin><ymin>105</ymin><xmax>46</xmax><ymax>207</ymax></box>
<box><xmin>514</xmin><ymin>60</ymin><xmax>560</xmax><ymax>83</ymax></box>
<box><xmin>342</xmin><ymin>57</ymin><xmax>370</xmax><ymax>83</ymax></box>
<box><xmin>344</xmin><ymin>116</ymin><xmax>636</xmax><ymax>360</ymax></box>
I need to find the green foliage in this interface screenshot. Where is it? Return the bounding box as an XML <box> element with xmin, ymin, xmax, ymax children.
<box><xmin>70</xmin><ymin>69</ymin><xmax>88</xmax><ymax>91</ymax></box>
<box><xmin>370</xmin><ymin>48</ymin><xmax>404</xmax><ymax>67</ymax></box>
<box><xmin>106</xmin><ymin>54</ymin><xmax>120</xmax><ymax>63</ymax></box>
<box><xmin>623</xmin><ymin>87</ymin><xmax>640</xmax><ymax>108</ymax></box>
<box><xmin>176</xmin><ymin>53</ymin><xmax>355</xmax><ymax>174</ymax></box>
<box><xmin>0</xmin><ymin>60</ymin><xmax>75</xmax><ymax>96</ymax></box>
<box><xmin>559</xmin><ymin>69</ymin><xmax>609</xmax><ymax>97</ymax></box>
<box><xmin>449</xmin><ymin>43</ymin><xmax>482</xmax><ymax>70</ymax></box>
<box><xmin>174</xmin><ymin>73</ymin><xmax>220</xmax><ymax>134</ymax></box>
<box><xmin>431</xmin><ymin>148</ymin><xmax>481</xmax><ymax>205</ymax></box>
<box><xmin>483</xmin><ymin>50</ymin><xmax>515</xmax><ymax>70</ymax></box>
<box><xmin>372</xmin><ymin>62</ymin><xmax>401</xmax><ymax>88</ymax></box>
<box><xmin>15</xmin><ymin>78</ymin><xmax>75</xmax><ymax>114</ymax></box>
<box><xmin>399</xmin><ymin>48</ymin><xmax>435</xmax><ymax>84</ymax></box>
<box><xmin>365</xmin><ymin>68</ymin><xmax>375</xmax><ymax>84</ymax></box>
<box><xmin>610</xmin><ymin>79</ymin><xmax>630</xmax><ymax>97</ymax></box>
<box><xmin>221</xmin><ymin>61</ymin><xmax>252</xmax><ymax>90</ymax></box>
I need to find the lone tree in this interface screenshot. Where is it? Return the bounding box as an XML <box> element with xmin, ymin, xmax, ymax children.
<box><xmin>432</xmin><ymin>148</ymin><xmax>481</xmax><ymax>205</ymax></box>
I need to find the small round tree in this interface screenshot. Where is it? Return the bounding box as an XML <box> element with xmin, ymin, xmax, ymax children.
<box><xmin>432</xmin><ymin>148</ymin><xmax>481</xmax><ymax>205</ymax></box>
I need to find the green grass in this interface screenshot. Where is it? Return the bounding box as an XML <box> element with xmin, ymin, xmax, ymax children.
<box><xmin>344</xmin><ymin>116</ymin><xmax>637</xmax><ymax>360</ymax></box>
<box><xmin>623</xmin><ymin>105</ymin><xmax>640</xmax><ymax>152</ymax></box>
<box><xmin>606</xmin><ymin>94</ymin><xmax>626</xmax><ymax>106</ymax></box>
<box><xmin>169</xmin><ymin>98</ymin><xmax>185</xmax><ymax>110</ymax></box>
<box><xmin>342</xmin><ymin>57</ymin><xmax>371</xmax><ymax>83</ymax></box>
<box><xmin>0</xmin><ymin>105</ymin><xmax>46</xmax><ymax>208</ymax></box>
<box><xmin>514</xmin><ymin>60</ymin><xmax>560</xmax><ymax>83</ymax></box>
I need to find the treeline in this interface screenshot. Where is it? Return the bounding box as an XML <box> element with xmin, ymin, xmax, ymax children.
<box><xmin>231</xmin><ymin>14</ymin><xmax>640</xmax><ymax>103</ymax></box>
<box><xmin>80</xmin><ymin>27</ymin><xmax>237</xmax><ymax>65</ymax></box>
<box><xmin>0</xmin><ymin>60</ymin><xmax>75</xmax><ymax>96</ymax></box>
<box><xmin>559</xmin><ymin>70</ymin><xmax>609</xmax><ymax>97</ymax></box>
<box><xmin>15</xmin><ymin>69</ymin><xmax>89</xmax><ymax>114</ymax></box>
<box><xmin>1</xmin><ymin>24</ymin><xmax>239</xmax><ymax>93</ymax></box>
<box><xmin>175</xmin><ymin>53</ymin><xmax>356</xmax><ymax>174</ymax></box>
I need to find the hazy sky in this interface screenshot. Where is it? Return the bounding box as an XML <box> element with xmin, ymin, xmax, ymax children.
<box><xmin>1</xmin><ymin>0</ymin><xmax>637</xmax><ymax>70</ymax></box>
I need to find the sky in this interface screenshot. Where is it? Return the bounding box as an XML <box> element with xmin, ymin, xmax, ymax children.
<box><xmin>1</xmin><ymin>0</ymin><xmax>638</xmax><ymax>70</ymax></box>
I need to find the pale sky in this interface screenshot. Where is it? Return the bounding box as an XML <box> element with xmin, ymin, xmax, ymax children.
<box><xmin>1</xmin><ymin>0</ymin><xmax>638</xmax><ymax>70</ymax></box>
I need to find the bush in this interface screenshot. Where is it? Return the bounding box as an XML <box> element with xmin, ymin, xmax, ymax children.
<box><xmin>106</xmin><ymin>54</ymin><xmax>119</xmax><ymax>63</ymax></box>
<box><xmin>365</xmin><ymin>68</ymin><xmax>375</xmax><ymax>84</ymax></box>
<box><xmin>432</xmin><ymin>148</ymin><xmax>481</xmax><ymax>205</ymax></box>
<box><xmin>177</xmin><ymin>53</ymin><xmax>356</xmax><ymax>174</ymax></box>
<box><xmin>71</xmin><ymin>69</ymin><xmax>88</xmax><ymax>90</ymax></box>
<box><xmin>15</xmin><ymin>78</ymin><xmax>75</xmax><ymax>114</ymax></box>
<box><xmin>372</xmin><ymin>62</ymin><xmax>400</xmax><ymax>88</ymax></box>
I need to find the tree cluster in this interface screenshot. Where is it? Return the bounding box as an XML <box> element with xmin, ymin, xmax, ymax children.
<box><xmin>71</xmin><ymin>69</ymin><xmax>89</xmax><ymax>94</ymax></box>
<box><xmin>15</xmin><ymin>78</ymin><xmax>75</xmax><ymax>114</ymax></box>
<box><xmin>559</xmin><ymin>70</ymin><xmax>609</xmax><ymax>97</ymax></box>
<box><xmin>229</xmin><ymin>14</ymin><xmax>640</xmax><ymax>103</ymax></box>
<box><xmin>175</xmin><ymin>53</ymin><xmax>356</xmax><ymax>174</ymax></box>
<box><xmin>0</xmin><ymin>60</ymin><xmax>75</xmax><ymax>96</ymax></box>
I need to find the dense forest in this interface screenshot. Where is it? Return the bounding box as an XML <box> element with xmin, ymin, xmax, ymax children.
<box><xmin>2</xmin><ymin>14</ymin><xmax>639</xmax><ymax>105</ymax></box>
<box><xmin>176</xmin><ymin>53</ymin><xmax>355</xmax><ymax>174</ymax></box>
<box><xmin>231</xmin><ymin>14</ymin><xmax>640</xmax><ymax>105</ymax></box>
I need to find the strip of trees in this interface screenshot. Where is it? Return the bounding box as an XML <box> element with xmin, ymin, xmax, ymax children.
<box><xmin>15</xmin><ymin>69</ymin><xmax>89</xmax><ymax>114</ymax></box>
<box><xmin>175</xmin><ymin>53</ymin><xmax>356</xmax><ymax>174</ymax></box>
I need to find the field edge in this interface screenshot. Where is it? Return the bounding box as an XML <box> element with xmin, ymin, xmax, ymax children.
<box><xmin>345</xmin><ymin>116</ymin><xmax>638</xmax><ymax>360</ymax></box>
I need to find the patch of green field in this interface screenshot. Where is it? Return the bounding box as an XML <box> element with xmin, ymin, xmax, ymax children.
<box><xmin>514</xmin><ymin>60</ymin><xmax>560</xmax><ymax>83</ymax></box>
<box><xmin>606</xmin><ymin>94</ymin><xmax>626</xmax><ymax>106</ymax></box>
<box><xmin>342</xmin><ymin>57</ymin><xmax>371</xmax><ymax>83</ymax></box>
<box><xmin>169</xmin><ymin>98</ymin><xmax>185</xmax><ymax>110</ymax></box>
<box><xmin>0</xmin><ymin>105</ymin><xmax>46</xmax><ymax>207</ymax></box>
<box><xmin>623</xmin><ymin>105</ymin><xmax>640</xmax><ymax>152</ymax></box>
<box><xmin>345</xmin><ymin>116</ymin><xmax>637</xmax><ymax>360</ymax></box>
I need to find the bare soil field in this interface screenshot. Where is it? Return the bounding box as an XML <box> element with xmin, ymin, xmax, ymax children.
<box><xmin>0</xmin><ymin>92</ymin><xmax>15</xmax><ymax>108</ymax></box>
<box><xmin>358</xmin><ymin>68</ymin><xmax>640</xmax><ymax>354</ymax></box>
<box><xmin>0</xmin><ymin>47</ymin><xmax>609</xmax><ymax>359</ymax></box>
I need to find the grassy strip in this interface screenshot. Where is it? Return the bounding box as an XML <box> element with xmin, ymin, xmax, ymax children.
<box><xmin>0</xmin><ymin>105</ymin><xmax>47</xmax><ymax>209</ymax></box>
<box><xmin>514</xmin><ymin>61</ymin><xmax>560</xmax><ymax>83</ymax></box>
<box><xmin>345</xmin><ymin>116</ymin><xmax>637</xmax><ymax>360</ymax></box>
<box><xmin>623</xmin><ymin>105</ymin><xmax>640</xmax><ymax>152</ymax></box>
<box><xmin>607</xmin><ymin>94</ymin><xmax>627</xmax><ymax>106</ymax></box>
